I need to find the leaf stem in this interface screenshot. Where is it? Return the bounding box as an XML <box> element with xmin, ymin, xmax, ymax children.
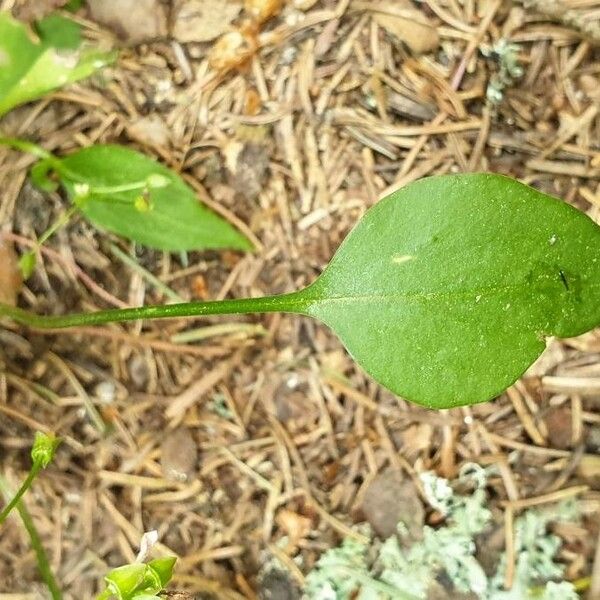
<box><xmin>0</xmin><ymin>464</ymin><xmax>41</xmax><ymax>525</ymax></box>
<box><xmin>0</xmin><ymin>475</ymin><xmax>63</xmax><ymax>599</ymax></box>
<box><xmin>0</xmin><ymin>136</ymin><xmax>55</xmax><ymax>162</ymax></box>
<box><xmin>0</xmin><ymin>291</ymin><xmax>311</xmax><ymax>330</ymax></box>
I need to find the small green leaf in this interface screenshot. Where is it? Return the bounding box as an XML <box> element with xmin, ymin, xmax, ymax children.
<box><xmin>59</xmin><ymin>145</ymin><xmax>253</xmax><ymax>251</ymax></box>
<box><xmin>31</xmin><ymin>432</ymin><xmax>61</xmax><ymax>468</ymax></box>
<box><xmin>105</xmin><ymin>564</ymin><xmax>147</xmax><ymax>600</ymax></box>
<box><xmin>18</xmin><ymin>251</ymin><xmax>37</xmax><ymax>279</ymax></box>
<box><xmin>31</xmin><ymin>159</ymin><xmax>60</xmax><ymax>192</ymax></box>
<box><xmin>147</xmin><ymin>557</ymin><xmax>176</xmax><ymax>587</ymax></box>
<box><xmin>35</xmin><ymin>14</ymin><xmax>81</xmax><ymax>49</ymax></box>
<box><xmin>0</xmin><ymin>11</ymin><xmax>115</xmax><ymax>117</ymax></box>
<box><xmin>297</xmin><ymin>173</ymin><xmax>600</xmax><ymax>408</ymax></box>
<box><xmin>64</xmin><ymin>0</ymin><xmax>84</xmax><ymax>12</ymax></box>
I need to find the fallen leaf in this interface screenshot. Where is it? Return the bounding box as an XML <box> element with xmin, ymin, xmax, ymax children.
<box><xmin>172</xmin><ymin>0</ymin><xmax>242</xmax><ymax>43</ymax></box>
<box><xmin>0</xmin><ymin>239</ymin><xmax>23</xmax><ymax>306</ymax></box>
<box><xmin>209</xmin><ymin>29</ymin><xmax>255</xmax><ymax>71</ymax></box>
<box><xmin>365</xmin><ymin>0</ymin><xmax>439</xmax><ymax>54</ymax></box>
<box><xmin>245</xmin><ymin>0</ymin><xmax>282</xmax><ymax>23</ymax></box>
<box><xmin>276</xmin><ymin>508</ymin><xmax>312</xmax><ymax>549</ymax></box>
<box><xmin>87</xmin><ymin>0</ymin><xmax>168</xmax><ymax>44</ymax></box>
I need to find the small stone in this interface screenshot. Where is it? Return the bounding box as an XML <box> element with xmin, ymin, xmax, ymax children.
<box><xmin>160</xmin><ymin>428</ymin><xmax>198</xmax><ymax>482</ymax></box>
<box><xmin>361</xmin><ymin>469</ymin><xmax>424</xmax><ymax>539</ymax></box>
<box><xmin>259</xmin><ymin>569</ymin><xmax>301</xmax><ymax>600</ymax></box>
<box><xmin>87</xmin><ymin>0</ymin><xmax>168</xmax><ymax>44</ymax></box>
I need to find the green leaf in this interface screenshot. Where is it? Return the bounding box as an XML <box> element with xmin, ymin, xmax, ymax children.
<box><xmin>58</xmin><ymin>145</ymin><xmax>253</xmax><ymax>251</ymax></box>
<box><xmin>147</xmin><ymin>557</ymin><xmax>176</xmax><ymax>587</ymax></box>
<box><xmin>18</xmin><ymin>251</ymin><xmax>37</xmax><ymax>279</ymax></box>
<box><xmin>297</xmin><ymin>173</ymin><xmax>600</xmax><ymax>408</ymax></box>
<box><xmin>0</xmin><ymin>11</ymin><xmax>115</xmax><ymax>117</ymax></box>
<box><xmin>35</xmin><ymin>14</ymin><xmax>81</xmax><ymax>49</ymax></box>
<box><xmin>104</xmin><ymin>564</ymin><xmax>147</xmax><ymax>600</ymax></box>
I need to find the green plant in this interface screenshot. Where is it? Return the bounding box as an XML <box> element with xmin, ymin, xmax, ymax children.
<box><xmin>0</xmin><ymin>138</ymin><xmax>252</xmax><ymax>276</ymax></box>
<box><xmin>0</xmin><ymin>432</ymin><xmax>62</xmax><ymax>599</ymax></box>
<box><xmin>0</xmin><ymin>11</ymin><xmax>115</xmax><ymax>117</ymax></box>
<box><xmin>2</xmin><ymin>173</ymin><xmax>599</xmax><ymax>409</ymax></box>
<box><xmin>96</xmin><ymin>556</ymin><xmax>177</xmax><ymax>600</ymax></box>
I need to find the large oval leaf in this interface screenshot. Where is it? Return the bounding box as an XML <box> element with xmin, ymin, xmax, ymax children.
<box><xmin>59</xmin><ymin>145</ymin><xmax>252</xmax><ymax>251</ymax></box>
<box><xmin>298</xmin><ymin>173</ymin><xmax>600</xmax><ymax>408</ymax></box>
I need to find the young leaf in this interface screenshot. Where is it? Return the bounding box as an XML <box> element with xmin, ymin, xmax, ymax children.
<box><xmin>0</xmin><ymin>12</ymin><xmax>115</xmax><ymax>117</ymax></box>
<box><xmin>58</xmin><ymin>144</ymin><xmax>253</xmax><ymax>251</ymax></box>
<box><xmin>299</xmin><ymin>173</ymin><xmax>600</xmax><ymax>408</ymax></box>
<box><xmin>35</xmin><ymin>14</ymin><xmax>81</xmax><ymax>49</ymax></box>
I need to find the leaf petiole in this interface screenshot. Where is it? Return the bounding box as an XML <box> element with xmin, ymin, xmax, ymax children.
<box><xmin>0</xmin><ymin>291</ymin><xmax>310</xmax><ymax>330</ymax></box>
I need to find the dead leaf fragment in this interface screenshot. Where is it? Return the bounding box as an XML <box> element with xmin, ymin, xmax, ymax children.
<box><xmin>361</xmin><ymin>0</ymin><xmax>439</xmax><ymax>54</ymax></box>
<box><xmin>245</xmin><ymin>0</ymin><xmax>282</xmax><ymax>23</ymax></box>
<box><xmin>0</xmin><ymin>239</ymin><xmax>23</xmax><ymax>306</ymax></box>
<box><xmin>87</xmin><ymin>0</ymin><xmax>168</xmax><ymax>45</ymax></box>
<box><xmin>276</xmin><ymin>508</ymin><xmax>312</xmax><ymax>550</ymax></box>
<box><xmin>172</xmin><ymin>0</ymin><xmax>242</xmax><ymax>43</ymax></box>
<box><xmin>209</xmin><ymin>30</ymin><xmax>255</xmax><ymax>71</ymax></box>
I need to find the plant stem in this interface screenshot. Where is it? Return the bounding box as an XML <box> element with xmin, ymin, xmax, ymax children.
<box><xmin>0</xmin><ymin>475</ymin><xmax>63</xmax><ymax>600</ymax></box>
<box><xmin>37</xmin><ymin>204</ymin><xmax>80</xmax><ymax>247</ymax></box>
<box><xmin>0</xmin><ymin>291</ymin><xmax>311</xmax><ymax>330</ymax></box>
<box><xmin>0</xmin><ymin>463</ymin><xmax>41</xmax><ymax>525</ymax></box>
<box><xmin>0</xmin><ymin>136</ymin><xmax>55</xmax><ymax>161</ymax></box>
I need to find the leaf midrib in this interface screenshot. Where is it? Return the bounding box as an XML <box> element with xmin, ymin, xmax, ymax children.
<box><xmin>298</xmin><ymin>277</ymin><xmax>600</xmax><ymax>309</ymax></box>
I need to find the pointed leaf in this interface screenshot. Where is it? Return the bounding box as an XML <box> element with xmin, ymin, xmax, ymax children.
<box><xmin>147</xmin><ymin>556</ymin><xmax>176</xmax><ymax>587</ymax></box>
<box><xmin>0</xmin><ymin>12</ymin><xmax>115</xmax><ymax>117</ymax></box>
<box><xmin>298</xmin><ymin>174</ymin><xmax>600</xmax><ymax>408</ymax></box>
<box><xmin>104</xmin><ymin>563</ymin><xmax>147</xmax><ymax>599</ymax></box>
<box><xmin>58</xmin><ymin>145</ymin><xmax>253</xmax><ymax>251</ymax></box>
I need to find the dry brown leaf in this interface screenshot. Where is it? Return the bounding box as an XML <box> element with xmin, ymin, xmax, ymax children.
<box><xmin>209</xmin><ymin>29</ymin><xmax>255</xmax><ymax>71</ymax></box>
<box><xmin>275</xmin><ymin>508</ymin><xmax>312</xmax><ymax>549</ymax></box>
<box><xmin>364</xmin><ymin>0</ymin><xmax>439</xmax><ymax>54</ymax></box>
<box><xmin>245</xmin><ymin>0</ymin><xmax>282</xmax><ymax>23</ymax></box>
<box><xmin>172</xmin><ymin>0</ymin><xmax>242</xmax><ymax>43</ymax></box>
<box><xmin>0</xmin><ymin>239</ymin><xmax>23</xmax><ymax>307</ymax></box>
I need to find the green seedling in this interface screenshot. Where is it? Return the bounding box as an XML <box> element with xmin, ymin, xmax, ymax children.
<box><xmin>0</xmin><ymin>432</ymin><xmax>62</xmax><ymax>599</ymax></box>
<box><xmin>97</xmin><ymin>556</ymin><xmax>177</xmax><ymax>600</ymax></box>
<box><xmin>1</xmin><ymin>173</ymin><xmax>599</xmax><ymax>409</ymax></box>
<box><xmin>0</xmin><ymin>138</ymin><xmax>253</xmax><ymax>256</ymax></box>
<box><xmin>0</xmin><ymin>432</ymin><xmax>61</xmax><ymax>525</ymax></box>
<box><xmin>0</xmin><ymin>11</ymin><xmax>115</xmax><ymax>117</ymax></box>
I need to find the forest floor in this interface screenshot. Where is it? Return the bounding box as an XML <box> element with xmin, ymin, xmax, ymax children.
<box><xmin>1</xmin><ymin>0</ymin><xmax>600</xmax><ymax>598</ymax></box>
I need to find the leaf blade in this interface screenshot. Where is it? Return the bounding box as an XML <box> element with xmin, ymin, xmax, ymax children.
<box><xmin>300</xmin><ymin>174</ymin><xmax>600</xmax><ymax>408</ymax></box>
<box><xmin>0</xmin><ymin>12</ymin><xmax>115</xmax><ymax>117</ymax></box>
<box><xmin>59</xmin><ymin>144</ymin><xmax>253</xmax><ymax>252</ymax></box>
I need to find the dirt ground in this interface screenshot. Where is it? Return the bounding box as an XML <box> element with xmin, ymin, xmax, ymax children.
<box><xmin>1</xmin><ymin>0</ymin><xmax>600</xmax><ymax>598</ymax></box>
